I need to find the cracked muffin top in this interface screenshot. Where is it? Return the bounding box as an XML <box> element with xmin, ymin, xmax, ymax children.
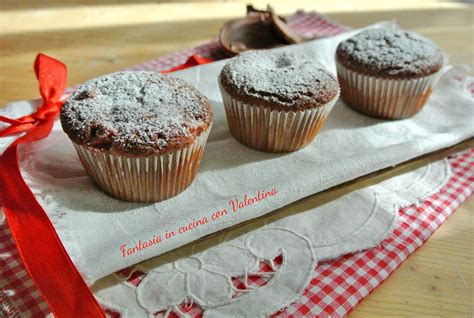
<box><xmin>219</xmin><ymin>50</ymin><xmax>340</xmax><ymax>111</ymax></box>
<box><xmin>336</xmin><ymin>28</ymin><xmax>443</xmax><ymax>79</ymax></box>
<box><xmin>60</xmin><ymin>71</ymin><xmax>212</xmax><ymax>156</ymax></box>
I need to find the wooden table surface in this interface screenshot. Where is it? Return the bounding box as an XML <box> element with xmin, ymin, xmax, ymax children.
<box><xmin>1</xmin><ymin>1</ymin><xmax>473</xmax><ymax>316</ymax></box>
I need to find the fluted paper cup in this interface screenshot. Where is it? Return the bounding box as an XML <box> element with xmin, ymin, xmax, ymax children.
<box><xmin>219</xmin><ymin>83</ymin><xmax>339</xmax><ymax>153</ymax></box>
<box><xmin>336</xmin><ymin>60</ymin><xmax>444</xmax><ymax>120</ymax></box>
<box><xmin>73</xmin><ymin>128</ymin><xmax>211</xmax><ymax>203</ymax></box>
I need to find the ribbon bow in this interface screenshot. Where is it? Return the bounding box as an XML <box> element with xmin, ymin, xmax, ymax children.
<box><xmin>0</xmin><ymin>53</ymin><xmax>212</xmax><ymax>318</ymax></box>
<box><xmin>0</xmin><ymin>54</ymin><xmax>105</xmax><ymax>317</ymax></box>
<box><xmin>0</xmin><ymin>54</ymin><xmax>66</xmax><ymax>138</ymax></box>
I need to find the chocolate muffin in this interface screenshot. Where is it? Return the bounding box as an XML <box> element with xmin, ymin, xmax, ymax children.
<box><xmin>219</xmin><ymin>50</ymin><xmax>340</xmax><ymax>152</ymax></box>
<box><xmin>61</xmin><ymin>71</ymin><xmax>213</xmax><ymax>202</ymax></box>
<box><xmin>336</xmin><ymin>28</ymin><xmax>444</xmax><ymax>119</ymax></box>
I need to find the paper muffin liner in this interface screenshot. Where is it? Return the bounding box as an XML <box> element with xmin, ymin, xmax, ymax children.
<box><xmin>219</xmin><ymin>83</ymin><xmax>339</xmax><ymax>153</ymax></box>
<box><xmin>73</xmin><ymin>128</ymin><xmax>211</xmax><ymax>203</ymax></box>
<box><xmin>336</xmin><ymin>61</ymin><xmax>444</xmax><ymax>119</ymax></box>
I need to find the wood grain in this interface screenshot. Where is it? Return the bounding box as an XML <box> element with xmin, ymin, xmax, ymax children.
<box><xmin>1</xmin><ymin>1</ymin><xmax>473</xmax><ymax>316</ymax></box>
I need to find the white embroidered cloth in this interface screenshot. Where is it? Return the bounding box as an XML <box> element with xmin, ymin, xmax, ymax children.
<box><xmin>91</xmin><ymin>157</ymin><xmax>452</xmax><ymax>317</ymax></box>
<box><xmin>0</xmin><ymin>23</ymin><xmax>472</xmax><ymax>284</ymax></box>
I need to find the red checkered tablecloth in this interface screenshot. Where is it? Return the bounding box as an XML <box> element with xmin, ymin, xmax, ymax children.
<box><xmin>1</xmin><ymin>11</ymin><xmax>472</xmax><ymax>317</ymax></box>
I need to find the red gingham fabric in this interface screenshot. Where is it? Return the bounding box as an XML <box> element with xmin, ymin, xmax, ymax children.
<box><xmin>0</xmin><ymin>11</ymin><xmax>472</xmax><ymax>317</ymax></box>
<box><xmin>125</xmin><ymin>11</ymin><xmax>351</xmax><ymax>73</ymax></box>
<box><xmin>274</xmin><ymin>149</ymin><xmax>474</xmax><ymax>317</ymax></box>
<box><xmin>115</xmin><ymin>148</ymin><xmax>474</xmax><ymax>318</ymax></box>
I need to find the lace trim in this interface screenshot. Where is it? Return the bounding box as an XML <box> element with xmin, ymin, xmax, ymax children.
<box><xmin>92</xmin><ymin>159</ymin><xmax>449</xmax><ymax>317</ymax></box>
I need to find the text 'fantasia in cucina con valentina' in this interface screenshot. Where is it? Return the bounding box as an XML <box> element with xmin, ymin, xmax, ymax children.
<box><xmin>119</xmin><ymin>188</ymin><xmax>278</xmax><ymax>258</ymax></box>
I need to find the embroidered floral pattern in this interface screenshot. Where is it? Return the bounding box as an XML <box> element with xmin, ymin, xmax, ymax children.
<box><xmin>137</xmin><ymin>245</ymin><xmax>257</xmax><ymax>314</ymax></box>
<box><xmin>92</xmin><ymin>160</ymin><xmax>451</xmax><ymax>318</ymax></box>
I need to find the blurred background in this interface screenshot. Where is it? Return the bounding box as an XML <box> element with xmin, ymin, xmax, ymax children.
<box><xmin>1</xmin><ymin>0</ymin><xmax>473</xmax><ymax>104</ymax></box>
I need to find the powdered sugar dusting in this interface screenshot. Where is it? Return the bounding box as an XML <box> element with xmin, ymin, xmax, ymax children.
<box><xmin>60</xmin><ymin>71</ymin><xmax>211</xmax><ymax>155</ymax></box>
<box><xmin>337</xmin><ymin>28</ymin><xmax>443</xmax><ymax>78</ymax></box>
<box><xmin>219</xmin><ymin>50</ymin><xmax>339</xmax><ymax>109</ymax></box>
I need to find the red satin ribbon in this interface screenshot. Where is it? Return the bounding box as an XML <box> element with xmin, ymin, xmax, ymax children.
<box><xmin>0</xmin><ymin>54</ymin><xmax>106</xmax><ymax>317</ymax></box>
<box><xmin>0</xmin><ymin>53</ymin><xmax>212</xmax><ymax>317</ymax></box>
<box><xmin>161</xmin><ymin>54</ymin><xmax>213</xmax><ymax>73</ymax></box>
